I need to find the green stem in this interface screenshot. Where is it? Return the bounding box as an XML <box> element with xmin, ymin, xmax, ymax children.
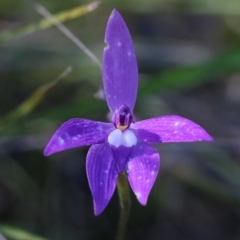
<box><xmin>116</xmin><ymin>172</ymin><xmax>131</xmax><ymax>240</ymax></box>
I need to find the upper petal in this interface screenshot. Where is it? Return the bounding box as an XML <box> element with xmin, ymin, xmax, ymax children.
<box><xmin>86</xmin><ymin>143</ymin><xmax>118</xmax><ymax>215</ymax></box>
<box><xmin>44</xmin><ymin>118</ymin><xmax>113</xmax><ymax>156</ymax></box>
<box><xmin>133</xmin><ymin>115</ymin><xmax>213</xmax><ymax>143</ymax></box>
<box><xmin>103</xmin><ymin>9</ymin><xmax>138</xmax><ymax>113</ymax></box>
<box><xmin>126</xmin><ymin>142</ymin><xmax>160</xmax><ymax>205</ymax></box>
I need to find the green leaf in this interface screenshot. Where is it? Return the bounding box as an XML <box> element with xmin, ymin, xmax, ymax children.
<box><xmin>139</xmin><ymin>45</ymin><xmax>240</xmax><ymax>95</ymax></box>
<box><xmin>0</xmin><ymin>225</ymin><xmax>48</xmax><ymax>240</ymax></box>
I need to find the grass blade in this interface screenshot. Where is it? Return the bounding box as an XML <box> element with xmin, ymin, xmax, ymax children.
<box><xmin>0</xmin><ymin>1</ymin><xmax>101</xmax><ymax>43</ymax></box>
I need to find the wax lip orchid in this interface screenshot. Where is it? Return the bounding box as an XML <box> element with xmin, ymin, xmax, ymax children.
<box><xmin>44</xmin><ymin>9</ymin><xmax>213</xmax><ymax>215</ymax></box>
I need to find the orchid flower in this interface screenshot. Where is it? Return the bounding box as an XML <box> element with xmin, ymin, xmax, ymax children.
<box><xmin>44</xmin><ymin>9</ymin><xmax>213</xmax><ymax>215</ymax></box>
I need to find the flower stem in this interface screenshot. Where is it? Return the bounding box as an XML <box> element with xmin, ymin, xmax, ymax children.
<box><xmin>116</xmin><ymin>172</ymin><xmax>131</xmax><ymax>240</ymax></box>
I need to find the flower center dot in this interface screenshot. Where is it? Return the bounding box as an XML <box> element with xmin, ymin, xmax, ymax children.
<box><xmin>112</xmin><ymin>104</ymin><xmax>134</xmax><ymax>130</ymax></box>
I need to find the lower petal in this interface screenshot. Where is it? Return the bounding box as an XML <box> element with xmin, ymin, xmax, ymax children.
<box><xmin>126</xmin><ymin>142</ymin><xmax>160</xmax><ymax>205</ymax></box>
<box><xmin>111</xmin><ymin>145</ymin><xmax>133</xmax><ymax>173</ymax></box>
<box><xmin>86</xmin><ymin>143</ymin><xmax>118</xmax><ymax>215</ymax></box>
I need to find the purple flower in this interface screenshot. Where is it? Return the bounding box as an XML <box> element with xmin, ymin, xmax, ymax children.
<box><xmin>44</xmin><ymin>9</ymin><xmax>213</xmax><ymax>215</ymax></box>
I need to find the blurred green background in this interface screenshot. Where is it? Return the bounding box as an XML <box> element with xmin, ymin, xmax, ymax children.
<box><xmin>1</xmin><ymin>0</ymin><xmax>240</xmax><ymax>239</ymax></box>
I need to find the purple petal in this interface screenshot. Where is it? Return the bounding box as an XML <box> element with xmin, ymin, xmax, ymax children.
<box><xmin>126</xmin><ymin>142</ymin><xmax>160</xmax><ymax>205</ymax></box>
<box><xmin>133</xmin><ymin>115</ymin><xmax>213</xmax><ymax>143</ymax></box>
<box><xmin>131</xmin><ymin>128</ymin><xmax>162</xmax><ymax>143</ymax></box>
<box><xmin>103</xmin><ymin>9</ymin><xmax>138</xmax><ymax>113</ymax></box>
<box><xmin>44</xmin><ymin>118</ymin><xmax>113</xmax><ymax>156</ymax></box>
<box><xmin>86</xmin><ymin>143</ymin><xmax>118</xmax><ymax>215</ymax></box>
<box><xmin>111</xmin><ymin>145</ymin><xmax>133</xmax><ymax>173</ymax></box>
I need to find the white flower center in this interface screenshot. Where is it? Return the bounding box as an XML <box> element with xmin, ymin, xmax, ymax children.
<box><xmin>107</xmin><ymin>129</ymin><xmax>137</xmax><ymax>147</ymax></box>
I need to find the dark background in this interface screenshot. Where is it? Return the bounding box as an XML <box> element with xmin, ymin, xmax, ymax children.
<box><xmin>0</xmin><ymin>0</ymin><xmax>240</xmax><ymax>239</ymax></box>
